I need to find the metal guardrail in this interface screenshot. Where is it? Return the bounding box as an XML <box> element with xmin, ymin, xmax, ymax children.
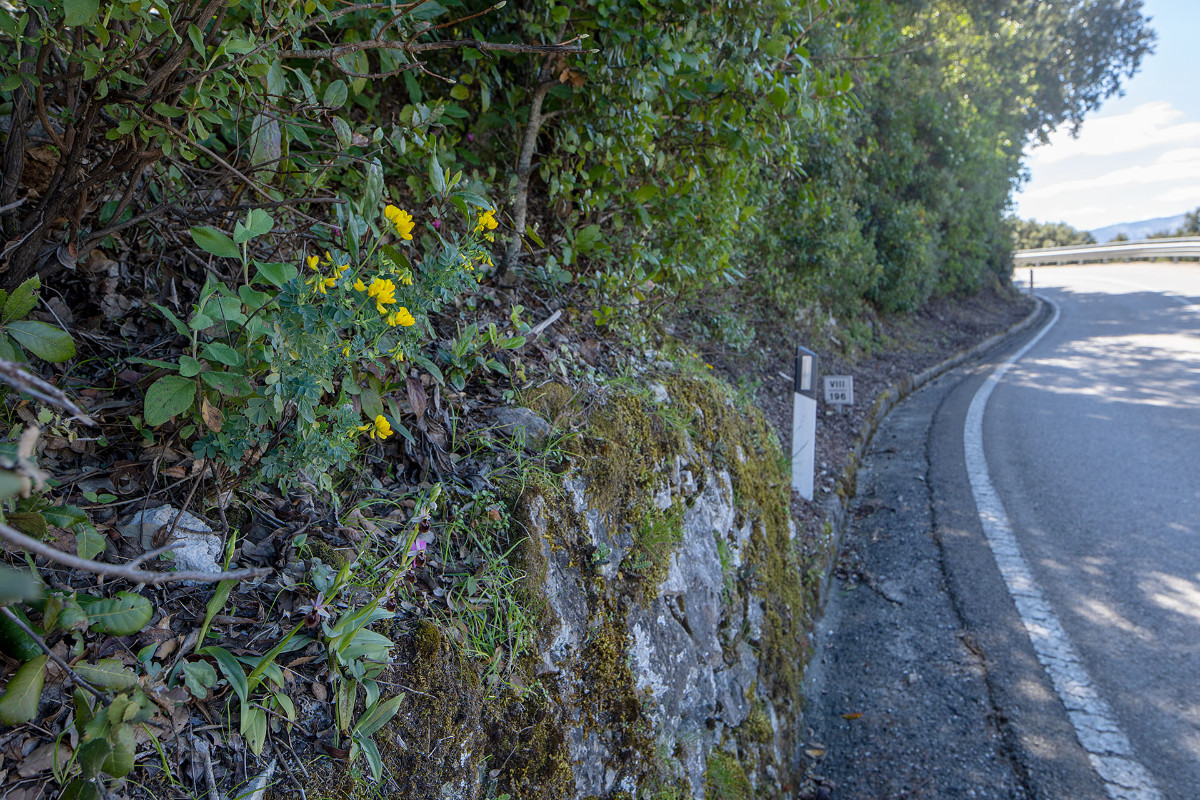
<box><xmin>1014</xmin><ymin>236</ymin><xmax>1200</xmax><ymax>266</ymax></box>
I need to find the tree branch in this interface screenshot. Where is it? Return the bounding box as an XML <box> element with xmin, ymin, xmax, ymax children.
<box><xmin>0</xmin><ymin>520</ymin><xmax>270</xmax><ymax>586</ymax></box>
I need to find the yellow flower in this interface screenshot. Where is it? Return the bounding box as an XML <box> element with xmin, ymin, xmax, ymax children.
<box><xmin>323</xmin><ymin>277</ymin><xmax>337</xmax><ymax>289</ymax></box>
<box><xmin>357</xmin><ymin>414</ymin><xmax>394</xmax><ymax>440</ymax></box>
<box><xmin>474</xmin><ymin>208</ymin><xmax>498</xmax><ymax>233</ymax></box>
<box><xmin>306</xmin><ymin>254</ymin><xmax>320</xmax><ymax>271</ymax></box>
<box><xmin>399</xmin><ymin>270</ymin><xmax>413</xmax><ymax>286</ymax></box>
<box><xmin>385</xmin><ymin>307</ymin><xmax>416</xmax><ymax>327</ymax></box>
<box><xmin>341</xmin><ymin>342</ymin><xmax>351</xmax><ymax>357</ymax></box>
<box><xmin>384</xmin><ymin>205</ymin><xmax>415</xmax><ymax>240</ymax></box>
<box><xmin>367</xmin><ymin>277</ymin><xmax>397</xmax><ymax>313</ymax></box>
<box><xmin>353</xmin><ymin>278</ymin><xmax>366</xmax><ymax>292</ymax></box>
<box><xmin>324</xmin><ymin>251</ymin><xmax>333</xmax><ymax>265</ymax></box>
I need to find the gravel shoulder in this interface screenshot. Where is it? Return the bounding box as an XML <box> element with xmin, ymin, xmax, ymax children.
<box><xmin>800</xmin><ymin>371</ymin><xmax>1031</xmax><ymax>800</ymax></box>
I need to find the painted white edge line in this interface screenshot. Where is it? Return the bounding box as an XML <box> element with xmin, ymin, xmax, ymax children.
<box><xmin>963</xmin><ymin>294</ymin><xmax>1162</xmax><ymax>800</ymax></box>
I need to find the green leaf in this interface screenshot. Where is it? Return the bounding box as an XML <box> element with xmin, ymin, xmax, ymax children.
<box><xmin>200</xmin><ymin>342</ymin><xmax>244</xmax><ymax>367</ymax></box>
<box><xmin>254</xmin><ymin>262</ymin><xmax>298</xmax><ymax>288</ymax></box>
<box><xmin>103</xmin><ymin>723</ymin><xmax>136</xmax><ymax>777</ymax></box>
<box><xmin>190</xmin><ymin>226</ymin><xmax>240</xmax><ymax>259</ymax></box>
<box><xmin>76</xmin><ymin>738</ymin><xmax>111</xmax><ymax>781</ymax></box>
<box><xmin>81</xmin><ymin>591</ymin><xmax>153</xmax><ymax>635</ymax></box>
<box><xmin>0</xmin><ymin>567</ymin><xmax>41</xmax><ymax>604</ymax></box>
<box><xmin>7</xmin><ymin>320</ymin><xmax>75</xmax><ymax>362</ymax></box>
<box><xmin>151</xmin><ymin>303</ymin><xmax>190</xmax><ymax>336</ymax></box>
<box><xmin>74</xmin><ymin>659</ymin><xmax>138</xmax><ymax>690</ymax></box>
<box><xmin>238</xmin><ymin>285</ymin><xmax>273</xmax><ymax>311</ymax></box>
<box><xmin>179</xmin><ymin>355</ymin><xmax>203</xmax><ymax>377</ymax></box>
<box><xmin>62</xmin><ymin>0</ymin><xmax>98</xmax><ymax>26</ymax></box>
<box><xmin>331</xmin><ymin>117</ymin><xmax>353</xmax><ymax>149</ymax></box>
<box><xmin>42</xmin><ymin>505</ymin><xmax>88</xmax><ymax>529</ymax></box>
<box><xmin>199</xmin><ymin>645</ymin><xmax>248</xmax><ymax>703</ymax></box>
<box><xmin>574</xmin><ymin>224</ymin><xmax>603</xmax><ymax>254</ymax></box>
<box><xmin>358</xmin><ymin>734</ymin><xmax>384</xmax><ymax>781</ymax></box>
<box><xmin>352</xmin><ymin>694</ymin><xmax>403</xmax><ymax>739</ymax></box>
<box><xmin>76</xmin><ymin>525</ymin><xmax>106</xmax><ymax>561</ymax></box>
<box><xmin>0</xmin><ymin>333</ymin><xmax>18</xmax><ymax>361</ymax></box>
<box><xmin>360</xmin><ymin>385</ymin><xmax>384</xmax><ymax>420</ymax></box>
<box><xmin>411</xmin><ymin>353</ymin><xmax>444</xmax><ymax>385</ymax></box>
<box><xmin>0</xmin><ymin>655</ymin><xmax>47</xmax><ymax>724</ymax></box>
<box><xmin>182</xmin><ymin>660</ymin><xmax>218</xmax><ymax>698</ymax></box>
<box><xmin>429</xmin><ymin>152</ymin><xmax>446</xmax><ymax>195</ymax></box>
<box><xmin>0</xmin><ymin>606</ymin><xmax>42</xmax><ymax>661</ymax></box>
<box><xmin>2</xmin><ymin>276</ymin><xmax>39</xmax><ymax>323</ymax></box>
<box><xmin>144</xmin><ymin>375</ymin><xmax>196</xmax><ymax>426</ymax></box>
<box><xmin>200</xmin><ymin>371</ymin><xmax>252</xmax><ymax>397</ymax></box>
<box><xmin>241</xmin><ymin>705</ymin><xmax>267</xmax><ymax>755</ymax></box>
<box><xmin>245</xmin><ymin>208</ymin><xmax>275</xmax><ymax>237</ymax></box>
<box><xmin>409</xmin><ymin>0</ymin><xmax>447</xmax><ymax>20</ymax></box>
<box><xmin>7</xmin><ymin>512</ymin><xmax>46</xmax><ymax>538</ymax></box>
<box><xmin>323</xmin><ymin>80</ymin><xmax>348</xmax><ymax>110</ymax></box>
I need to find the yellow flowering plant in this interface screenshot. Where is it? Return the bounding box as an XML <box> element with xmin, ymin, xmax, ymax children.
<box><xmin>140</xmin><ymin>155</ymin><xmax>501</xmax><ymax>495</ymax></box>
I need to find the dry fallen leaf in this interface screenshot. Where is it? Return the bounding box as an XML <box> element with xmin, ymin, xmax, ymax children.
<box><xmin>841</xmin><ymin>712</ymin><xmax>863</xmax><ymax>720</ymax></box>
<box><xmin>201</xmin><ymin>397</ymin><xmax>223</xmax><ymax>433</ymax></box>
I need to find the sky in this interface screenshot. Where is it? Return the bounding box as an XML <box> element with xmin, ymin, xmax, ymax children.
<box><xmin>1012</xmin><ymin>0</ymin><xmax>1200</xmax><ymax>232</ymax></box>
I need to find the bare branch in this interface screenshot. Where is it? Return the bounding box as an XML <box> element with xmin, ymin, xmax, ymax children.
<box><xmin>0</xmin><ymin>606</ymin><xmax>108</xmax><ymax>700</ymax></box>
<box><xmin>0</xmin><ymin>360</ymin><xmax>95</xmax><ymax>425</ymax></box>
<box><xmin>280</xmin><ymin>38</ymin><xmax>587</xmax><ymax>62</ymax></box>
<box><xmin>0</xmin><ymin>520</ymin><xmax>270</xmax><ymax>586</ymax></box>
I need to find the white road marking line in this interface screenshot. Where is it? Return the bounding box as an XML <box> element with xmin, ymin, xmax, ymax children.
<box><xmin>963</xmin><ymin>295</ymin><xmax>1162</xmax><ymax>800</ymax></box>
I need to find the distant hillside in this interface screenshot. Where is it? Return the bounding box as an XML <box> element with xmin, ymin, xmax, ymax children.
<box><xmin>1089</xmin><ymin>214</ymin><xmax>1186</xmax><ymax>243</ymax></box>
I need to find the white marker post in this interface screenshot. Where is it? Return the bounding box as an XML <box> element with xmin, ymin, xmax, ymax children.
<box><xmin>791</xmin><ymin>347</ymin><xmax>818</xmax><ymax>500</ymax></box>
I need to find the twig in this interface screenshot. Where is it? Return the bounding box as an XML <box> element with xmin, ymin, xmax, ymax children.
<box><xmin>0</xmin><ymin>606</ymin><xmax>108</xmax><ymax>699</ymax></box>
<box><xmin>528</xmin><ymin>309</ymin><xmax>561</xmax><ymax>337</ymax></box>
<box><xmin>0</xmin><ymin>198</ymin><xmax>26</xmax><ymax>215</ymax></box>
<box><xmin>125</xmin><ymin>541</ymin><xmax>185</xmax><ymax>569</ymax></box>
<box><xmin>0</xmin><ymin>359</ymin><xmax>96</xmax><ymax>425</ymax></box>
<box><xmin>0</xmin><ymin>519</ymin><xmax>270</xmax><ymax>586</ymax></box>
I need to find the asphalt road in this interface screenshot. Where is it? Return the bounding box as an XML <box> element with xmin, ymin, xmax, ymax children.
<box><xmin>982</xmin><ymin>264</ymin><xmax>1200</xmax><ymax>799</ymax></box>
<box><xmin>805</xmin><ymin>263</ymin><xmax>1200</xmax><ymax>800</ymax></box>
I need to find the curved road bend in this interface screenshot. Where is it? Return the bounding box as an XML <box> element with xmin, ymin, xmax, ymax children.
<box><xmin>939</xmin><ymin>263</ymin><xmax>1200</xmax><ymax>799</ymax></box>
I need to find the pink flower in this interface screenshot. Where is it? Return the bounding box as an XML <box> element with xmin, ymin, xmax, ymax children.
<box><xmin>409</xmin><ymin>539</ymin><xmax>427</xmax><ymax>555</ymax></box>
<box><xmin>467</xmin><ymin>133</ymin><xmax>475</xmax><ymax>142</ymax></box>
<box><xmin>433</xmin><ymin>219</ymin><xmax>441</xmax><ymax>230</ymax></box>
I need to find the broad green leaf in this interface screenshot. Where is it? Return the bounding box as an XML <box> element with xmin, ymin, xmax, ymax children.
<box><xmin>200</xmin><ymin>342</ymin><xmax>244</xmax><ymax>367</ymax></box>
<box><xmin>144</xmin><ymin>375</ymin><xmax>196</xmax><ymax>426</ymax></box>
<box><xmin>42</xmin><ymin>505</ymin><xmax>88</xmax><ymax>529</ymax></box>
<box><xmin>0</xmin><ymin>655</ymin><xmax>47</xmax><ymax>724</ymax></box>
<box><xmin>331</xmin><ymin>117</ymin><xmax>353</xmax><ymax>149</ymax></box>
<box><xmin>323</xmin><ymin>80</ymin><xmax>348</xmax><ymax>110</ymax></box>
<box><xmin>196</xmin><ymin>580</ymin><xmax>234</xmax><ymax>645</ymax></box>
<box><xmin>7</xmin><ymin>320</ymin><xmax>75</xmax><ymax>362</ymax></box>
<box><xmin>182</xmin><ymin>660</ymin><xmax>218</xmax><ymax>698</ymax></box>
<box><xmin>74</xmin><ymin>659</ymin><xmax>138</xmax><ymax>690</ymax></box>
<box><xmin>76</xmin><ymin>525</ymin><xmax>106</xmax><ymax>561</ymax></box>
<box><xmin>362</xmin><ymin>158</ymin><xmax>384</xmax><ymax>214</ymax></box>
<box><xmin>0</xmin><ymin>606</ymin><xmax>42</xmax><ymax>661</ymax></box>
<box><xmin>103</xmin><ymin>723</ymin><xmax>136</xmax><ymax>777</ymax></box>
<box><xmin>7</xmin><ymin>512</ymin><xmax>46</xmax><ymax>538</ymax></box>
<box><xmin>247</xmin><ymin>115</ymin><xmax>281</xmax><ymax>171</ymax></box>
<box><xmin>574</xmin><ymin>224</ymin><xmax>603</xmax><ymax>254</ymax></box>
<box><xmin>199</xmin><ymin>645</ymin><xmax>248</xmax><ymax>703</ymax></box>
<box><xmin>62</xmin><ymin>0</ymin><xmax>98</xmax><ymax>26</ymax></box>
<box><xmin>0</xmin><ymin>333</ymin><xmax>18</xmax><ymax>361</ymax></box>
<box><xmin>81</xmin><ymin>591</ymin><xmax>153</xmax><ymax>635</ymax></box>
<box><xmin>254</xmin><ymin>262</ymin><xmax>298</xmax><ymax>288</ymax></box>
<box><xmin>2</xmin><ymin>276</ymin><xmax>39</xmax><ymax>323</ymax></box>
<box><xmin>190</xmin><ymin>226</ymin><xmax>240</xmax><ymax>259</ymax></box>
<box><xmin>245</xmin><ymin>208</ymin><xmax>274</xmax><ymax>236</ymax></box>
<box><xmin>241</xmin><ymin>705</ymin><xmax>267</xmax><ymax>755</ymax></box>
<box><xmin>200</xmin><ymin>370</ymin><xmax>252</xmax><ymax>397</ymax></box>
<box><xmin>76</xmin><ymin>737</ymin><xmax>111</xmax><ymax>780</ymax></box>
<box><xmin>179</xmin><ymin>355</ymin><xmax>203</xmax><ymax>377</ymax></box>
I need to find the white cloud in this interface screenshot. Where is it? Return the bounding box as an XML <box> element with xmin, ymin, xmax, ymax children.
<box><xmin>1026</xmin><ymin>101</ymin><xmax>1200</xmax><ymax>165</ymax></box>
<box><xmin>1022</xmin><ymin>147</ymin><xmax>1200</xmax><ymax>200</ymax></box>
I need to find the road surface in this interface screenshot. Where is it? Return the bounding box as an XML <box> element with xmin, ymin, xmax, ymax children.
<box><xmin>805</xmin><ymin>263</ymin><xmax>1200</xmax><ymax>799</ymax></box>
